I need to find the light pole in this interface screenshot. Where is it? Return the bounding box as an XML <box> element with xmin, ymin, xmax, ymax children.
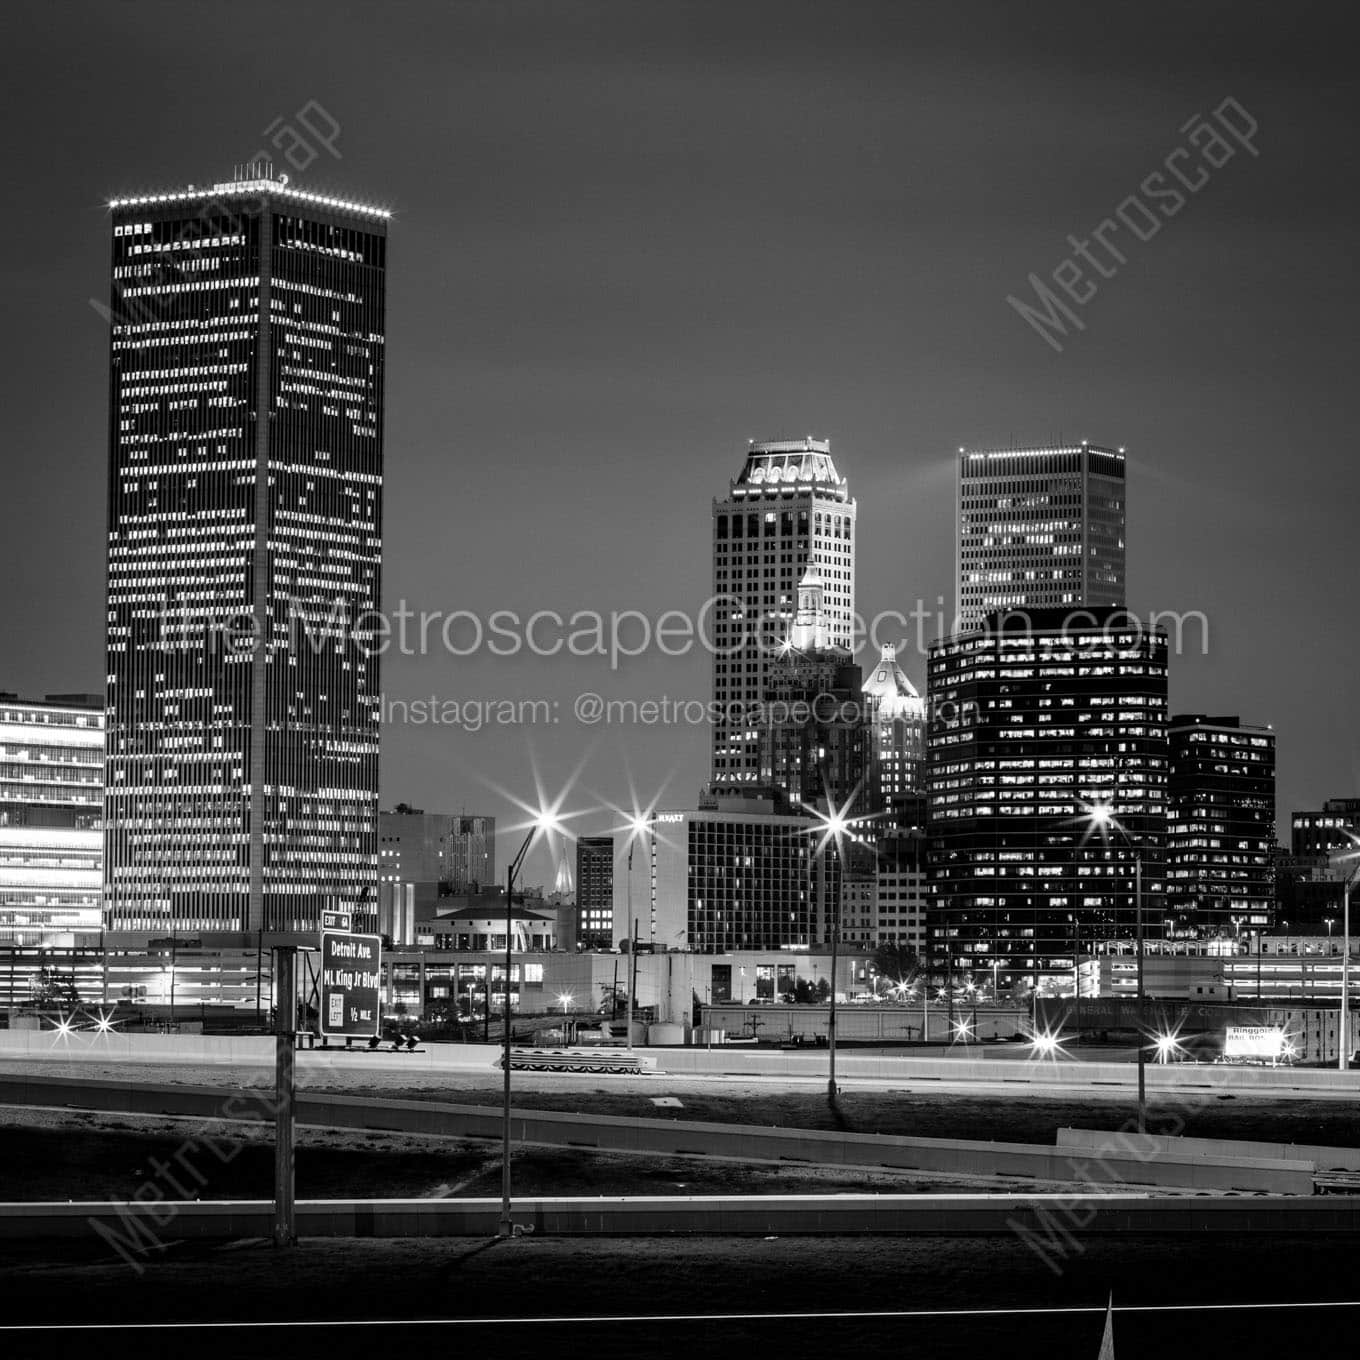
<box><xmin>1332</xmin><ymin>840</ymin><xmax>1360</xmax><ymax>1071</ymax></box>
<box><xmin>623</xmin><ymin>813</ymin><xmax>654</xmax><ymax>1052</ymax></box>
<box><xmin>1089</xmin><ymin>804</ymin><xmax>1146</xmax><ymax>1135</ymax></box>
<box><xmin>499</xmin><ymin>810</ymin><xmax>560</xmax><ymax>1239</ymax></box>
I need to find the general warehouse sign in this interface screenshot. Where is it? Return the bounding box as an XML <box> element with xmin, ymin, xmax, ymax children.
<box><xmin>319</xmin><ymin>931</ymin><xmax>382</xmax><ymax>1038</ymax></box>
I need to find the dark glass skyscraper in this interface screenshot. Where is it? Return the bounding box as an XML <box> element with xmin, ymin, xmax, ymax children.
<box><xmin>103</xmin><ymin>165</ymin><xmax>388</xmax><ymax>938</ymax></box>
<box><xmin>926</xmin><ymin>609</ymin><xmax>1168</xmax><ymax>988</ymax></box>
<box><xmin>1165</xmin><ymin>714</ymin><xmax>1275</xmax><ymax>939</ymax></box>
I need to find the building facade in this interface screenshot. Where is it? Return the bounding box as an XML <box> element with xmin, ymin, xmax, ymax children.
<box><xmin>760</xmin><ymin>569</ymin><xmax>870</xmax><ymax>818</ymax></box>
<box><xmin>614</xmin><ymin>800</ymin><xmax>837</xmax><ymax>953</ymax></box>
<box><xmin>1291</xmin><ymin>799</ymin><xmax>1360</xmax><ymax>858</ymax></box>
<box><xmin>956</xmin><ymin>443</ymin><xmax>1125</xmax><ymax>628</ymax></box>
<box><xmin>861</xmin><ymin>643</ymin><xmax>927</xmax><ymax>825</ymax></box>
<box><xmin>575</xmin><ymin>834</ymin><xmax>615</xmax><ymax>950</ymax></box>
<box><xmin>926</xmin><ymin>609</ymin><xmax>1169</xmax><ymax>988</ymax></box>
<box><xmin>0</xmin><ymin>695</ymin><xmax>105</xmax><ymax>947</ymax></box>
<box><xmin>1166</xmin><ymin>714</ymin><xmax>1275</xmax><ymax>939</ymax></box>
<box><xmin>103</xmin><ymin>164</ymin><xmax>388</xmax><ymax>938</ymax></box>
<box><xmin>711</xmin><ymin>438</ymin><xmax>856</xmax><ymax>787</ymax></box>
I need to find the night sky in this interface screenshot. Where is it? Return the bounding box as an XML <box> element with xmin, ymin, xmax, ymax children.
<box><xmin>2</xmin><ymin>0</ymin><xmax>1355</xmax><ymax>884</ymax></box>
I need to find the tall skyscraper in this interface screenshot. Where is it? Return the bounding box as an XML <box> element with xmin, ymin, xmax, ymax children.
<box><xmin>103</xmin><ymin>164</ymin><xmax>388</xmax><ymax>938</ymax></box>
<box><xmin>1166</xmin><ymin>714</ymin><xmax>1275</xmax><ymax>939</ymax></box>
<box><xmin>0</xmin><ymin>694</ymin><xmax>105</xmax><ymax>947</ymax></box>
<box><xmin>926</xmin><ymin>609</ymin><xmax>1168</xmax><ymax>988</ymax></box>
<box><xmin>711</xmin><ymin>437</ymin><xmax>856</xmax><ymax>787</ymax></box>
<box><xmin>956</xmin><ymin>443</ymin><xmax>1126</xmax><ymax>628</ymax></box>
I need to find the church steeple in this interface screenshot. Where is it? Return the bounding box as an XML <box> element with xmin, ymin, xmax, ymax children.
<box><xmin>788</xmin><ymin>566</ymin><xmax>831</xmax><ymax>653</ymax></box>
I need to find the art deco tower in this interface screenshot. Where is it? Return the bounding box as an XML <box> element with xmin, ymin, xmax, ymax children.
<box><xmin>710</xmin><ymin>438</ymin><xmax>855</xmax><ymax>788</ymax></box>
<box><xmin>103</xmin><ymin>164</ymin><xmax>388</xmax><ymax>938</ymax></box>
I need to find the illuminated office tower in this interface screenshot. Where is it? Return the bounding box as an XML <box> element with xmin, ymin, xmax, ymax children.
<box><xmin>1166</xmin><ymin>715</ymin><xmax>1275</xmax><ymax>939</ymax></box>
<box><xmin>0</xmin><ymin>694</ymin><xmax>105</xmax><ymax>946</ymax></box>
<box><xmin>926</xmin><ymin>609</ymin><xmax>1168</xmax><ymax>988</ymax></box>
<box><xmin>956</xmin><ymin>443</ymin><xmax>1125</xmax><ymax>628</ymax></box>
<box><xmin>103</xmin><ymin>164</ymin><xmax>389</xmax><ymax>938</ymax></box>
<box><xmin>711</xmin><ymin>438</ymin><xmax>855</xmax><ymax>787</ymax></box>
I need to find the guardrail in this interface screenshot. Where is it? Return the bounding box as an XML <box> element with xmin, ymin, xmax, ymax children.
<box><xmin>502</xmin><ymin>1048</ymin><xmax>657</xmax><ymax>1074</ymax></box>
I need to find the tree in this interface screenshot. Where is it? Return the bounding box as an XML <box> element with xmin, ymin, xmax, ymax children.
<box><xmin>598</xmin><ymin>980</ymin><xmax>628</xmax><ymax>1016</ymax></box>
<box><xmin>32</xmin><ymin>968</ymin><xmax>80</xmax><ymax>1011</ymax></box>
<box><xmin>872</xmin><ymin>942</ymin><xmax>920</xmax><ymax>989</ymax></box>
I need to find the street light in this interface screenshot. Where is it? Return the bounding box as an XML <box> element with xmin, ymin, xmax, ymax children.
<box><xmin>804</xmin><ymin>799</ymin><xmax>854</xmax><ymax>1101</ymax></box>
<box><xmin>1087</xmin><ymin>802</ymin><xmax>1147</xmax><ymax>1135</ymax></box>
<box><xmin>624</xmin><ymin>812</ymin><xmax>653</xmax><ymax>1053</ymax></box>
<box><xmin>499</xmin><ymin>805</ymin><xmax>565</xmax><ymax>1238</ymax></box>
<box><xmin>1329</xmin><ymin>836</ymin><xmax>1360</xmax><ymax>1071</ymax></box>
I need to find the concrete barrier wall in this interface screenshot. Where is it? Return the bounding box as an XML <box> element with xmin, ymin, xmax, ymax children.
<box><xmin>7</xmin><ymin>1193</ymin><xmax>1360</xmax><ymax>1241</ymax></box>
<box><xmin>0</xmin><ymin>1074</ymin><xmax>1316</xmax><ymax>1194</ymax></box>
<box><xmin>661</xmin><ymin>1046</ymin><xmax>1360</xmax><ymax>1095</ymax></box>
<box><xmin>0</xmin><ymin>1030</ymin><xmax>500</xmax><ymax>1072</ymax></box>
<box><xmin>5</xmin><ymin>1028</ymin><xmax>1360</xmax><ymax>1099</ymax></box>
<box><xmin>1058</xmin><ymin>1127</ymin><xmax>1360</xmax><ymax>1173</ymax></box>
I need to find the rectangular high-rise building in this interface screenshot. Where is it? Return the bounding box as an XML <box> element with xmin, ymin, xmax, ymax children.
<box><xmin>103</xmin><ymin>165</ymin><xmax>388</xmax><ymax>938</ymax></box>
<box><xmin>614</xmin><ymin>801</ymin><xmax>837</xmax><ymax>952</ymax></box>
<box><xmin>0</xmin><ymin>694</ymin><xmax>105</xmax><ymax>947</ymax></box>
<box><xmin>711</xmin><ymin>438</ymin><xmax>855</xmax><ymax>787</ymax></box>
<box><xmin>575</xmin><ymin>834</ymin><xmax>615</xmax><ymax>951</ymax></box>
<box><xmin>1166</xmin><ymin>715</ymin><xmax>1275</xmax><ymax>939</ymax></box>
<box><xmin>956</xmin><ymin>443</ymin><xmax>1125</xmax><ymax>628</ymax></box>
<box><xmin>926</xmin><ymin>609</ymin><xmax>1168</xmax><ymax>987</ymax></box>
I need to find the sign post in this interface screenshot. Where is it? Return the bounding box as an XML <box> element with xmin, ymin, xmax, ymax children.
<box><xmin>271</xmin><ymin>944</ymin><xmax>313</xmax><ymax>1249</ymax></box>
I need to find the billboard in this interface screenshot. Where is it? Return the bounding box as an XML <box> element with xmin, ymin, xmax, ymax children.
<box><xmin>1224</xmin><ymin>1025</ymin><xmax>1287</xmax><ymax>1060</ymax></box>
<box><xmin>319</xmin><ymin>931</ymin><xmax>382</xmax><ymax>1038</ymax></box>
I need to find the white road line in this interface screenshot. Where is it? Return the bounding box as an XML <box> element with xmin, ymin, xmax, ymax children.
<box><xmin>4</xmin><ymin>1299</ymin><xmax>1360</xmax><ymax>1331</ymax></box>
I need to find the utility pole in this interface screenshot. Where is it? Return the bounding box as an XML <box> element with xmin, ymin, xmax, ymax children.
<box><xmin>628</xmin><ymin>919</ymin><xmax>640</xmax><ymax>1049</ymax></box>
<box><xmin>272</xmin><ymin>945</ymin><xmax>305</xmax><ymax>1248</ymax></box>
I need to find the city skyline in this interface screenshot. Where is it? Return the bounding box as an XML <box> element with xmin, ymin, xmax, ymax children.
<box><xmin>2</xmin><ymin>2</ymin><xmax>1357</xmax><ymax>889</ymax></box>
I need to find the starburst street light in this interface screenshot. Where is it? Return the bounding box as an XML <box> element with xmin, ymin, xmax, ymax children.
<box><xmin>597</xmin><ymin>780</ymin><xmax>675</xmax><ymax>1054</ymax></box>
<box><xmin>799</xmin><ymin>785</ymin><xmax>875</xmax><ymax>1103</ymax></box>
<box><xmin>1027</xmin><ymin>1023</ymin><xmax>1070</xmax><ymax>1061</ymax></box>
<box><xmin>1153</xmin><ymin>1026</ymin><xmax>1185</xmax><ymax>1064</ymax></box>
<box><xmin>1079</xmin><ymin>798</ymin><xmax>1148</xmax><ymax>1134</ymax></box>
<box><xmin>496</xmin><ymin>775</ymin><xmax>586</xmax><ymax>1241</ymax></box>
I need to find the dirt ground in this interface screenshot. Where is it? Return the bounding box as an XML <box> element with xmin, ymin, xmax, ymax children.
<box><xmin>0</xmin><ymin>1105</ymin><xmax>1086</xmax><ymax>1200</ymax></box>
